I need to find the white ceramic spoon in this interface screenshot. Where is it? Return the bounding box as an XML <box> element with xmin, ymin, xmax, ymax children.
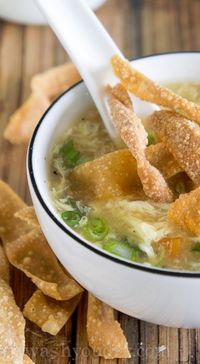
<box><xmin>34</xmin><ymin>0</ymin><xmax>158</xmax><ymax>139</ymax></box>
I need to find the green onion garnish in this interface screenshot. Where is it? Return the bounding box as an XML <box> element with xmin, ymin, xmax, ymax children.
<box><xmin>59</xmin><ymin>140</ymin><xmax>80</xmax><ymax>168</ymax></box>
<box><xmin>83</xmin><ymin>217</ymin><xmax>108</xmax><ymax>241</ymax></box>
<box><xmin>76</xmin><ymin>157</ymin><xmax>90</xmax><ymax>165</ymax></box>
<box><xmin>103</xmin><ymin>240</ymin><xmax>140</xmax><ymax>261</ymax></box>
<box><xmin>192</xmin><ymin>242</ymin><xmax>200</xmax><ymax>253</ymax></box>
<box><xmin>61</xmin><ymin>210</ymin><xmax>82</xmax><ymax>227</ymax></box>
<box><xmin>67</xmin><ymin>197</ymin><xmax>78</xmax><ymax>210</ymax></box>
<box><xmin>147</xmin><ymin>131</ymin><xmax>156</xmax><ymax>146</ymax></box>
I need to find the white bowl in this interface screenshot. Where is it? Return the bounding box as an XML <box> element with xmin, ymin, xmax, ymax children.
<box><xmin>27</xmin><ymin>52</ymin><xmax>200</xmax><ymax>328</ymax></box>
<box><xmin>0</xmin><ymin>0</ymin><xmax>106</xmax><ymax>25</ymax></box>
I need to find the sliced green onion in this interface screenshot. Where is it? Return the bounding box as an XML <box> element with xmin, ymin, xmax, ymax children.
<box><xmin>76</xmin><ymin>157</ymin><xmax>91</xmax><ymax>165</ymax></box>
<box><xmin>192</xmin><ymin>242</ymin><xmax>200</xmax><ymax>252</ymax></box>
<box><xmin>59</xmin><ymin>140</ymin><xmax>80</xmax><ymax>168</ymax></box>
<box><xmin>103</xmin><ymin>240</ymin><xmax>140</xmax><ymax>261</ymax></box>
<box><xmin>61</xmin><ymin>210</ymin><xmax>82</xmax><ymax>227</ymax></box>
<box><xmin>147</xmin><ymin>131</ymin><xmax>156</xmax><ymax>146</ymax></box>
<box><xmin>83</xmin><ymin>217</ymin><xmax>109</xmax><ymax>241</ymax></box>
<box><xmin>67</xmin><ymin>197</ymin><xmax>77</xmax><ymax>210</ymax></box>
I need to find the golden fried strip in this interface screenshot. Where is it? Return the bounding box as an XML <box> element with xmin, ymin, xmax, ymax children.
<box><xmin>0</xmin><ymin>180</ymin><xmax>83</xmax><ymax>300</ymax></box>
<box><xmin>0</xmin><ymin>245</ymin><xmax>10</xmax><ymax>283</ymax></box>
<box><xmin>0</xmin><ymin>247</ymin><xmax>25</xmax><ymax>364</ymax></box>
<box><xmin>23</xmin><ymin>355</ymin><xmax>34</xmax><ymax>363</ymax></box>
<box><xmin>4</xmin><ymin>63</ymin><xmax>81</xmax><ymax>145</ymax></box>
<box><xmin>0</xmin><ymin>180</ymin><xmax>28</xmax><ymax>243</ymax></box>
<box><xmin>168</xmin><ymin>187</ymin><xmax>200</xmax><ymax>235</ymax></box>
<box><xmin>146</xmin><ymin>143</ymin><xmax>182</xmax><ymax>179</ymax></box>
<box><xmin>111</xmin><ymin>55</ymin><xmax>200</xmax><ymax>123</ymax></box>
<box><xmin>149</xmin><ymin>110</ymin><xmax>200</xmax><ymax>185</ymax></box>
<box><xmin>87</xmin><ymin>294</ymin><xmax>130</xmax><ymax>359</ymax></box>
<box><xmin>4</xmin><ymin>93</ymin><xmax>50</xmax><ymax>145</ymax></box>
<box><xmin>70</xmin><ymin>149</ymin><xmax>145</xmax><ymax>202</ymax></box>
<box><xmin>70</xmin><ymin>144</ymin><xmax>181</xmax><ymax>202</ymax></box>
<box><xmin>23</xmin><ymin>290</ymin><xmax>82</xmax><ymax>335</ymax></box>
<box><xmin>107</xmin><ymin>85</ymin><xmax>173</xmax><ymax>202</ymax></box>
<box><xmin>108</xmin><ymin>83</ymin><xmax>133</xmax><ymax>109</ymax></box>
<box><xmin>15</xmin><ymin>207</ymin><xmax>38</xmax><ymax>228</ymax></box>
<box><xmin>5</xmin><ymin>228</ymin><xmax>83</xmax><ymax>300</ymax></box>
<box><xmin>31</xmin><ymin>63</ymin><xmax>81</xmax><ymax>100</ymax></box>
<box><xmin>0</xmin><ymin>279</ymin><xmax>25</xmax><ymax>364</ymax></box>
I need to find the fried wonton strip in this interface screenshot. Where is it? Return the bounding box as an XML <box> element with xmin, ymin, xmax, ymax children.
<box><xmin>87</xmin><ymin>294</ymin><xmax>130</xmax><ymax>359</ymax></box>
<box><xmin>111</xmin><ymin>55</ymin><xmax>200</xmax><ymax>123</ymax></box>
<box><xmin>0</xmin><ymin>247</ymin><xmax>25</xmax><ymax>364</ymax></box>
<box><xmin>5</xmin><ymin>228</ymin><xmax>83</xmax><ymax>300</ymax></box>
<box><xmin>15</xmin><ymin>207</ymin><xmax>38</xmax><ymax>228</ymax></box>
<box><xmin>70</xmin><ymin>144</ymin><xmax>180</xmax><ymax>202</ymax></box>
<box><xmin>168</xmin><ymin>187</ymin><xmax>200</xmax><ymax>235</ymax></box>
<box><xmin>0</xmin><ymin>245</ymin><xmax>10</xmax><ymax>283</ymax></box>
<box><xmin>70</xmin><ymin>149</ymin><xmax>145</xmax><ymax>202</ymax></box>
<box><xmin>0</xmin><ymin>180</ymin><xmax>83</xmax><ymax>300</ymax></box>
<box><xmin>0</xmin><ymin>279</ymin><xmax>25</xmax><ymax>364</ymax></box>
<box><xmin>107</xmin><ymin>85</ymin><xmax>173</xmax><ymax>202</ymax></box>
<box><xmin>31</xmin><ymin>63</ymin><xmax>81</xmax><ymax>100</ymax></box>
<box><xmin>0</xmin><ymin>180</ymin><xmax>28</xmax><ymax>242</ymax></box>
<box><xmin>23</xmin><ymin>290</ymin><xmax>82</xmax><ymax>335</ymax></box>
<box><xmin>150</xmin><ymin>110</ymin><xmax>200</xmax><ymax>185</ymax></box>
<box><xmin>23</xmin><ymin>355</ymin><xmax>34</xmax><ymax>363</ymax></box>
<box><xmin>4</xmin><ymin>93</ymin><xmax>50</xmax><ymax>144</ymax></box>
<box><xmin>146</xmin><ymin>143</ymin><xmax>182</xmax><ymax>180</ymax></box>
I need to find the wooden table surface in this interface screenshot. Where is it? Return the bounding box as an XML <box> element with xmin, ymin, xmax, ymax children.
<box><xmin>0</xmin><ymin>0</ymin><xmax>200</xmax><ymax>363</ymax></box>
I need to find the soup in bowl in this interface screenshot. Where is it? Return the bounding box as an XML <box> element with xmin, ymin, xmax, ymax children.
<box><xmin>27</xmin><ymin>52</ymin><xmax>200</xmax><ymax>328</ymax></box>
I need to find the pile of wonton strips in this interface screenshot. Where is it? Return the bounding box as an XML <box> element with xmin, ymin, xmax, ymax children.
<box><xmin>0</xmin><ymin>180</ymin><xmax>130</xmax><ymax>362</ymax></box>
<box><xmin>107</xmin><ymin>55</ymin><xmax>200</xmax><ymax>204</ymax></box>
<box><xmin>107</xmin><ymin>56</ymin><xmax>200</xmax><ymax>235</ymax></box>
<box><xmin>2</xmin><ymin>62</ymin><xmax>131</xmax><ymax>363</ymax></box>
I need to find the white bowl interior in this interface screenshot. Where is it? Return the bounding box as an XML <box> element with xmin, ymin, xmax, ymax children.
<box><xmin>31</xmin><ymin>52</ymin><xmax>200</xmax><ymax>263</ymax></box>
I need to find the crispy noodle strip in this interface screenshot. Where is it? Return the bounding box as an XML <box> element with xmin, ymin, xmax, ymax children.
<box><xmin>0</xmin><ymin>180</ymin><xmax>83</xmax><ymax>300</ymax></box>
<box><xmin>168</xmin><ymin>187</ymin><xmax>200</xmax><ymax>236</ymax></box>
<box><xmin>15</xmin><ymin>206</ymin><xmax>38</xmax><ymax>228</ymax></box>
<box><xmin>4</xmin><ymin>93</ymin><xmax>50</xmax><ymax>145</ymax></box>
<box><xmin>107</xmin><ymin>84</ymin><xmax>173</xmax><ymax>202</ymax></box>
<box><xmin>23</xmin><ymin>355</ymin><xmax>34</xmax><ymax>363</ymax></box>
<box><xmin>31</xmin><ymin>63</ymin><xmax>80</xmax><ymax>100</ymax></box>
<box><xmin>149</xmin><ymin>110</ymin><xmax>200</xmax><ymax>185</ymax></box>
<box><xmin>4</xmin><ymin>63</ymin><xmax>81</xmax><ymax>145</ymax></box>
<box><xmin>0</xmin><ymin>246</ymin><xmax>25</xmax><ymax>364</ymax></box>
<box><xmin>87</xmin><ymin>294</ymin><xmax>130</xmax><ymax>359</ymax></box>
<box><xmin>111</xmin><ymin>55</ymin><xmax>200</xmax><ymax>123</ymax></box>
<box><xmin>0</xmin><ymin>245</ymin><xmax>10</xmax><ymax>283</ymax></box>
<box><xmin>23</xmin><ymin>290</ymin><xmax>82</xmax><ymax>335</ymax></box>
<box><xmin>146</xmin><ymin>143</ymin><xmax>182</xmax><ymax>180</ymax></box>
<box><xmin>168</xmin><ymin>186</ymin><xmax>200</xmax><ymax>236</ymax></box>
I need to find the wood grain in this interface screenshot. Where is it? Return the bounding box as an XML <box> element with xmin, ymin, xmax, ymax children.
<box><xmin>0</xmin><ymin>0</ymin><xmax>200</xmax><ymax>363</ymax></box>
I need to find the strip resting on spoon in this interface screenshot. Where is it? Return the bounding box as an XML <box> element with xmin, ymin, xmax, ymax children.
<box><xmin>107</xmin><ymin>84</ymin><xmax>173</xmax><ymax>203</ymax></box>
<box><xmin>111</xmin><ymin>54</ymin><xmax>200</xmax><ymax>124</ymax></box>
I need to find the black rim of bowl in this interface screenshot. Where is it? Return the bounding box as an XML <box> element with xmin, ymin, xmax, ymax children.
<box><xmin>28</xmin><ymin>51</ymin><xmax>200</xmax><ymax>278</ymax></box>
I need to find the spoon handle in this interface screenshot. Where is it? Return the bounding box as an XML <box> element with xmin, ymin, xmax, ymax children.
<box><xmin>34</xmin><ymin>0</ymin><xmax>122</xmax><ymax>138</ymax></box>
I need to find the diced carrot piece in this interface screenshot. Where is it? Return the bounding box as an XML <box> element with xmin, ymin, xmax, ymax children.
<box><xmin>168</xmin><ymin>187</ymin><xmax>200</xmax><ymax>235</ymax></box>
<box><xmin>158</xmin><ymin>237</ymin><xmax>183</xmax><ymax>259</ymax></box>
